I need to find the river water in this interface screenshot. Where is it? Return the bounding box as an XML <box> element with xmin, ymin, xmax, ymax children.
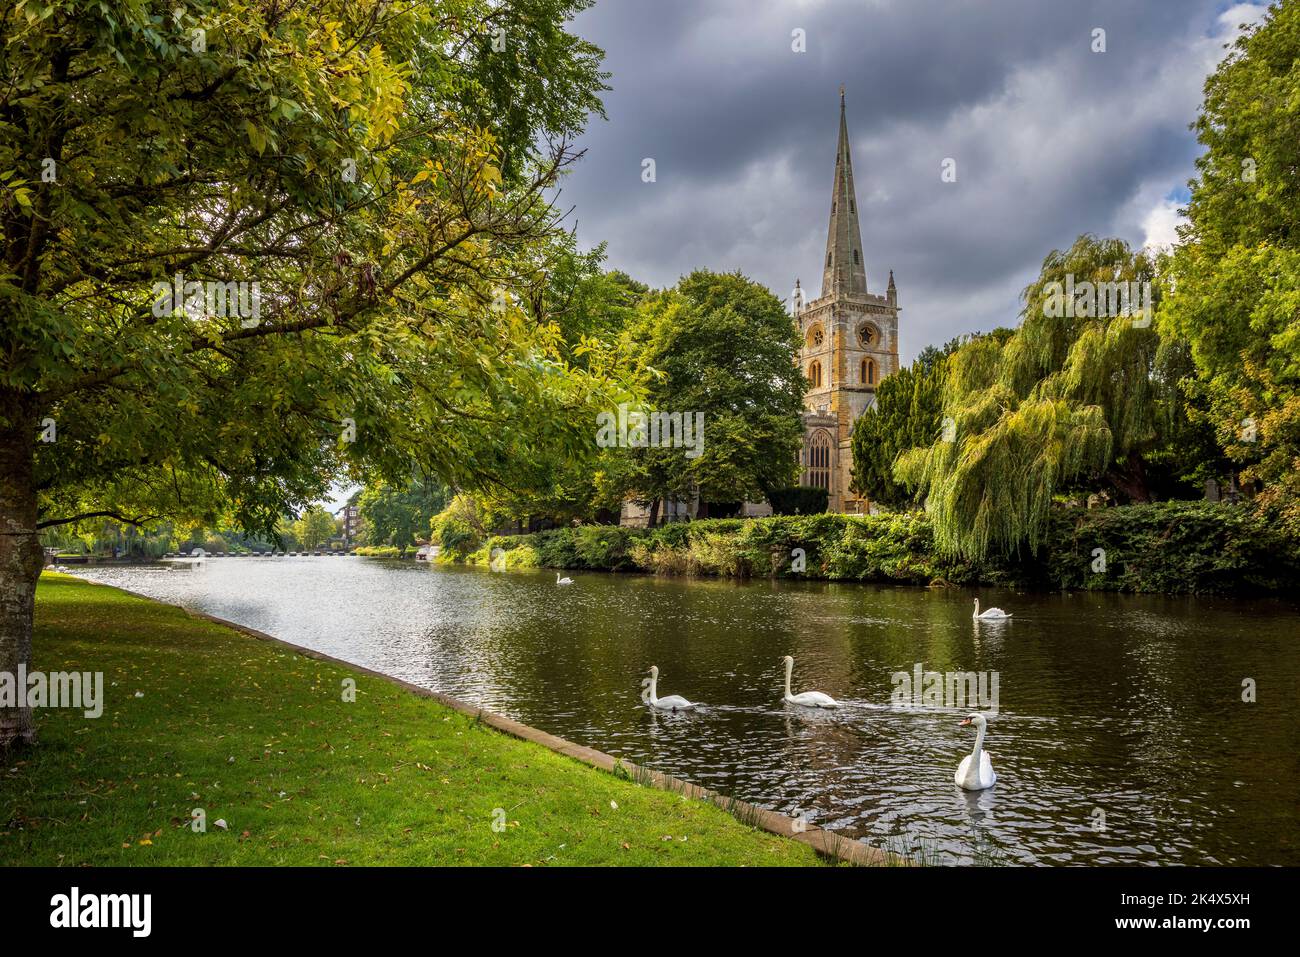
<box><xmin>63</xmin><ymin>557</ymin><xmax>1299</xmax><ymax>865</ymax></box>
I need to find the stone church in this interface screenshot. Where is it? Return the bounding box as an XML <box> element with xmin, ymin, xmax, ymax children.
<box><xmin>793</xmin><ymin>89</ymin><xmax>900</xmax><ymax>513</ymax></box>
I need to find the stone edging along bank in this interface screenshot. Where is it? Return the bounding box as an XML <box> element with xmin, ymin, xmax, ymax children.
<box><xmin>86</xmin><ymin>578</ymin><xmax>895</xmax><ymax>867</ymax></box>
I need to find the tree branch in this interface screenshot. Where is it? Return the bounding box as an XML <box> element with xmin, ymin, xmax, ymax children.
<box><xmin>36</xmin><ymin>510</ymin><xmax>161</xmax><ymax>530</ymax></box>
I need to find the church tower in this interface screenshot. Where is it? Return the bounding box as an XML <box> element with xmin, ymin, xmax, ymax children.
<box><xmin>795</xmin><ymin>88</ymin><xmax>900</xmax><ymax>513</ymax></box>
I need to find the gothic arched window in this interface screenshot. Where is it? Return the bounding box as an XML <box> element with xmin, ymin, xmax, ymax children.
<box><xmin>808</xmin><ymin>360</ymin><xmax>823</xmax><ymax>389</ymax></box>
<box><xmin>861</xmin><ymin>358</ymin><xmax>876</xmax><ymax>385</ymax></box>
<box><xmin>826</xmin><ymin>251</ymin><xmax>832</xmax><ymax>268</ymax></box>
<box><xmin>805</xmin><ymin>431</ymin><xmax>833</xmax><ymax>490</ymax></box>
<box><xmin>853</xmin><ymin>249</ymin><xmax>859</xmax><ymax>264</ymax></box>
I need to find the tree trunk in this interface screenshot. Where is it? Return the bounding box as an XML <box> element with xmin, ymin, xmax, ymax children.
<box><xmin>647</xmin><ymin>498</ymin><xmax>661</xmax><ymax>529</ymax></box>
<box><xmin>0</xmin><ymin>395</ymin><xmax>42</xmax><ymax>751</ymax></box>
<box><xmin>1107</xmin><ymin>452</ymin><xmax>1152</xmax><ymax>504</ymax></box>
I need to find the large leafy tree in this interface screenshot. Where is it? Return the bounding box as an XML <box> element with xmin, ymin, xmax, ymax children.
<box><xmin>0</xmin><ymin>0</ymin><xmax>617</xmax><ymax>748</ymax></box>
<box><xmin>615</xmin><ymin>270</ymin><xmax>805</xmax><ymax>523</ymax></box>
<box><xmin>293</xmin><ymin>506</ymin><xmax>338</xmax><ymax>550</ymax></box>
<box><xmin>474</xmin><ymin>252</ymin><xmax>648</xmax><ymax>525</ymax></box>
<box><xmin>897</xmin><ymin>236</ymin><xmax>1190</xmax><ymax>560</ymax></box>
<box><xmin>356</xmin><ymin>475</ymin><xmax>449</xmax><ymax>547</ymax></box>
<box><xmin>1160</xmin><ymin>0</ymin><xmax>1300</xmax><ymax>531</ymax></box>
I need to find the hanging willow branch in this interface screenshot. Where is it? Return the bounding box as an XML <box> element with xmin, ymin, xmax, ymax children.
<box><xmin>895</xmin><ymin>235</ymin><xmax>1166</xmax><ymax>561</ymax></box>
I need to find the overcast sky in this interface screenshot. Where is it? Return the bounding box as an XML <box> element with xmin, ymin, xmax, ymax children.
<box><xmin>556</xmin><ymin>0</ymin><xmax>1270</xmax><ymax>362</ymax></box>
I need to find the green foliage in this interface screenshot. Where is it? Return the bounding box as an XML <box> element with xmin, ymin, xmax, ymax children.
<box><xmin>898</xmin><ymin>236</ymin><xmax>1185</xmax><ymax>560</ymax></box>
<box><xmin>606</xmin><ymin>270</ymin><xmax>805</xmax><ymax>517</ymax></box>
<box><xmin>456</xmin><ymin>502</ymin><xmax>1299</xmax><ymax>595</ymax></box>
<box><xmin>0</xmin><ymin>0</ymin><xmax>630</xmax><ymax>747</ymax></box>
<box><xmin>1044</xmin><ymin>501</ymin><xmax>1300</xmax><ymax>594</ymax></box>
<box><xmin>293</xmin><ymin>507</ymin><xmax>337</xmax><ymax>550</ymax></box>
<box><xmin>820</xmin><ymin>513</ymin><xmax>975</xmax><ymax>584</ymax></box>
<box><xmin>273</xmin><ymin>517</ymin><xmax>301</xmax><ymax>552</ymax></box>
<box><xmin>430</xmin><ymin>493</ymin><xmax>505</xmax><ymax>560</ymax></box>
<box><xmin>520</xmin><ymin>525</ymin><xmax>639</xmax><ymax>570</ymax></box>
<box><xmin>767</xmin><ymin>485</ymin><xmax>829</xmax><ymax>516</ymax></box>
<box><xmin>469</xmin><ymin>536</ymin><xmax>541</xmax><ymax>569</ymax></box>
<box><xmin>353</xmin><ymin>545</ymin><xmax>404</xmax><ymax>558</ymax></box>
<box><xmin>1161</xmin><ymin>1</ymin><xmax>1300</xmax><ymax>534</ymax></box>
<box><xmin>458</xmin><ymin>248</ymin><xmax>649</xmax><ymax>528</ymax></box>
<box><xmin>545</xmin><ymin>239</ymin><xmax>649</xmax><ymax>349</ymax></box>
<box><xmin>4</xmin><ymin>0</ymin><xmax>623</xmax><ymax>539</ymax></box>
<box><xmin>850</xmin><ymin>342</ymin><xmax>951</xmax><ymax>507</ymax></box>
<box><xmin>356</xmin><ymin>476</ymin><xmax>448</xmax><ymax>548</ymax></box>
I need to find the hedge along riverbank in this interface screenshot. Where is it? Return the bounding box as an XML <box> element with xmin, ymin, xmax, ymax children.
<box><xmin>450</xmin><ymin>502</ymin><xmax>1300</xmax><ymax>596</ymax></box>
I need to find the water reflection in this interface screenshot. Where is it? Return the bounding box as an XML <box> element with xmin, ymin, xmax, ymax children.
<box><xmin>62</xmin><ymin>557</ymin><xmax>1300</xmax><ymax>866</ymax></box>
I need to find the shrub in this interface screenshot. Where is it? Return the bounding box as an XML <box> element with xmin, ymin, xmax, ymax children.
<box><xmin>466</xmin><ymin>536</ymin><xmax>541</xmax><ymax>569</ymax></box>
<box><xmin>354</xmin><ymin>545</ymin><xmax>403</xmax><ymax>557</ymax></box>
<box><xmin>1042</xmin><ymin>501</ymin><xmax>1300</xmax><ymax>594</ymax></box>
<box><xmin>572</xmin><ymin>525</ymin><xmax>635</xmax><ymax>569</ymax></box>
<box><xmin>430</xmin><ymin>494</ymin><xmax>497</xmax><ymax>560</ymax></box>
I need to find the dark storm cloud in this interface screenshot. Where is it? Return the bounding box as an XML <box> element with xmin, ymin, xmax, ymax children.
<box><xmin>556</xmin><ymin>0</ymin><xmax>1268</xmax><ymax>359</ymax></box>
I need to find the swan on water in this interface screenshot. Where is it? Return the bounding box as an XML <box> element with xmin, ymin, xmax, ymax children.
<box><xmin>645</xmin><ymin>665</ymin><xmax>696</xmax><ymax>711</ymax></box>
<box><xmin>955</xmin><ymin>713</ymin><xmax>997</xmax><ymax>791</ymax></box>
<box><xmin>972</xmin><ymin>598</ymin><xmax>1010</xmax><ymax>620</ymax></box>
<box><xmin>556</xmin><ymin>572</ymin><xmax>574</xmax><ymax>586</ymax></box>
<box><xmin>781</xmin><ymin>655</ymin><xmax>839</xmax><ymax>708</ymax></box>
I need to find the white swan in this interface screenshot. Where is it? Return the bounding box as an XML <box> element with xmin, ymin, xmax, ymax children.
<box><xmin>781</xmin><ymin>655</ymin><xmax>839</xmax><ymax>708</ymax></box>
<box><xmin>556</xmin><ymin>572</ymin><xmax>574</xmax><ymax>586</ymax></box>
<box><xmin>955</xmin><ymin>713</ymin><xmax>997</xmax><ymax>791</ymax></box>
<box><xmin>645</xmin><ymin>665</ymin><xmax>696</xmax><ymax>711</ymax></box>
<box><xmin>973</xmin><ymin>598</ymin><xmax>1010</xmax><ymax>620</ymax></box>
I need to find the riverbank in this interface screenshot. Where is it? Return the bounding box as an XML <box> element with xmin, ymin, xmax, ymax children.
<box><xmin>454</xmin><ymin>501</ymin><xmax>1300</xmax><ymax>596</ymax></box>
<box><xmin>0</xmin><ymin>575</ymin><xmax>832</xmax><ymax>866</ymax></box>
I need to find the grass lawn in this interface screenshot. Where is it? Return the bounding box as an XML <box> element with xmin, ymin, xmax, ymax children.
<box><xmin>0</xmin><ymin>574</ymin><xmax>828</xmax><ymax>866</ymax></box>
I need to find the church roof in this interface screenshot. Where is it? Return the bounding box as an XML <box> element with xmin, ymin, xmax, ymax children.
<box><xmin>821</xmin><ymin>87</ymin><xmax>868</xmax><ymax>299</ymax></box>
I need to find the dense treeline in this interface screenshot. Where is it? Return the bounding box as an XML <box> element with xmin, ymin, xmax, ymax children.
<box><xmin>449</xmin><ymin>502</ymin><xmax>1300</xmax><ymax>596</ymax></box>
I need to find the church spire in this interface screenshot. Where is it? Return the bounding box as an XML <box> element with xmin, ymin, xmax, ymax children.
<box><xmin>821</xmin><ymin>87</ymin><xmax>868</xmax><ymax>298</ymax></box>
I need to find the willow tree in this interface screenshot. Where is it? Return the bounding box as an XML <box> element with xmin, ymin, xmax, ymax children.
<box><xmin>896</xmin><ymin>236</ymin><xmax>1177</xmax><ymax>560</ymax></box>
<box><xmin>0</xmin><ymin>0</ymin><xmax>619</xmax><ymax>749</ymax></box>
